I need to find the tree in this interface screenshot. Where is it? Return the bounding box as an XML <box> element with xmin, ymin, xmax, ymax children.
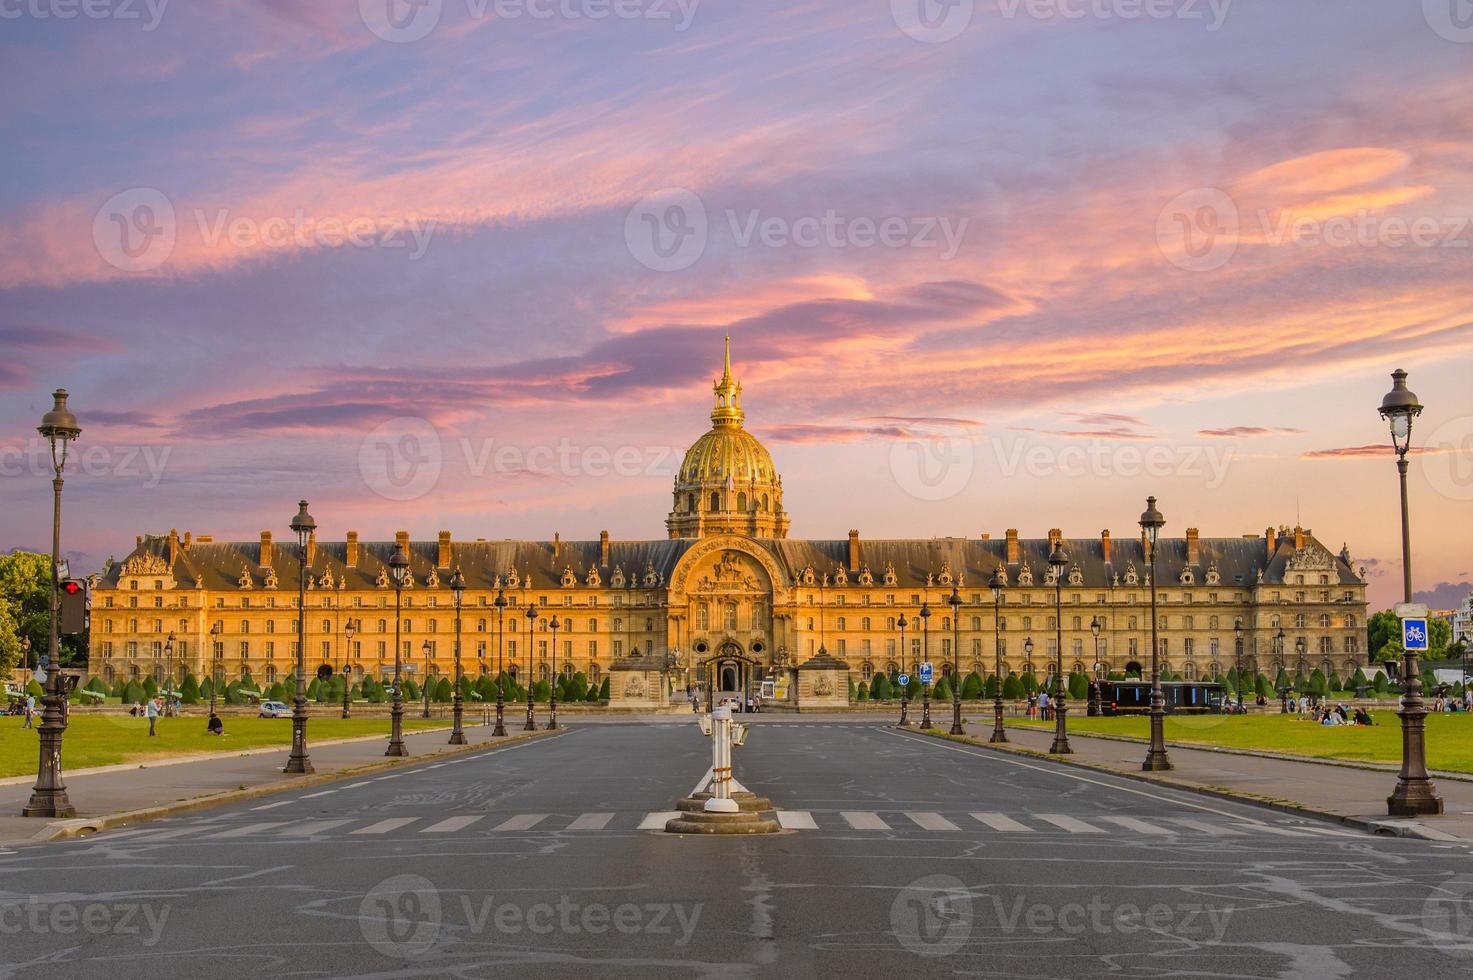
<box><xmin>1020</xmin><ymin>671</ymin><xmax>1038</xmax><ymax>695</ymax></box>
<box><xmin>434</xmin><ymin>677</ymin><xmax>453</xmax><ymax>702</ymax></box>
<box><xmin>25</xmin><ymin>678</ymin><xmax>44</xmax><ymax>697</ymax></box>
<box><xmin>1002</xmin><ymin>673</ymin><xmax>1023</xmax><ymax>700</ymax></box>
<box><xmin>1431</xmin><ymin>618</ymin><xmax>1452</xmax><ymax>657</ymax></box>
<box><xmin>1350</xmin><ymin>667</ymin><xmax>1368</xmax><ymax>691</ymax></box>
<box><xmin>961</xmin><ymin>672</ymin><xmax>983</xmax><ymax>700</ymax></box>
<box><xmin>932</xmin><ymin>676</ymin><xmax>952</xmax><ymax>702</ymax></box>
<box><xmin>143</xmin><ymin>676</ymin><xmax>159</xmax><ymax>698</ymax></box>
<box><xmin>0</xmin><ymin>550</ymin><xmax>89</xmax><ymax>672</ymax></box>
<box><xmin>1373</xmin><ymin>671</ymin><xmax>1390</xmax><ymax>694</ymax></box>
<box><xmin>1368</xmin><ymin>610</ymin><xmax>1399</xmax><ymax>658</ymax></box>
<box><xmin>402</xmin><ymin>678</ymin><xmax>420</xmax><ymax>701</ymax></box>
<box><xmin>1068</xmin><ymin>673</ymin><xmax>1089</xmax><ymax>700</ymax></box>
<box><xmin>267</xmin><ymin>682</ymin><xmax>286</xmax><ymax>702</ymax></box>
<box><xmin>1328</xmin><ymin>672</ymin><xmax>1344</xmax><ymax>694</ymax></box>
<box><xmin>124</xmin><ymin>679</ymin><xmax>146</xmax><ymax>704</ymax></box>
<box><xmin>871</xmin><ymin>674</ymin><xmax>892</xmax><ymax>700</ymax></box>
<box><xmin>179</xmin><ymin>674</ymin><xmax>201</xmax><ymax>704</ymax></box>
<box><xmin>1273</xmin><ymin>667</ymin><xmax>1290</xmax><ymax>692</ymax></box>
<box><xmin>598</xmin><ymin>677</ymin><xmax>610</xmax><ymax>700</ymax></box>
<box><xmin>1309</xmin><ymin>668</ymin><xmax>1328</xmax><ymax>697</ymax></box>
<box><xmin>983</xmin><ymin>674</ymin><xmax>999</xmax><ymax>698</ymax></box>
<box><xmin>855</xmin><ymin>682</ymin><xmax>868</xmax><ymax>702</ymax></box>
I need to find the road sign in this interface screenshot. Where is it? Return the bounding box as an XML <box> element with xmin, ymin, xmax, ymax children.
<box><xmin>919</xmin><ymin>662</ymin><xmax>934</xmax><ymax>684</ymax></box>
<box><xmin>1395</xmin><ymin>602</ymin><xmax>1429</xmax><ymax>619</ymax></box>
<box><xmin>897</xmin><ymin>674</ymin><xmax>910</xmax><ymax>687</ymax></box>
<box><xmin>1403</xmin><ymin>618</ymin><xmax>1429</xmax><ymax>651</ymax></box>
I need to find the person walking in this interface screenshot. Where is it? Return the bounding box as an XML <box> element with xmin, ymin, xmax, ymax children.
<box><xmin>145</xmin><ymin>696</ymin><xmax>160</xmax><ymax>737</ymax></box>
<box><xmin>21</xmin><ymin>694</ymin><xmax>35</xmax><ymax>729</ymax></box>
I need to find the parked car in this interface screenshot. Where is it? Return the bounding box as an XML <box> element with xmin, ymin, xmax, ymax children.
<box><xmin>258</xmin><ymin>701</ymin><xmax>291</xmax><ymax>718</ymax></box>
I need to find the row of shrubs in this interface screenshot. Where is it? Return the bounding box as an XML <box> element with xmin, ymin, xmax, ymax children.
<box><xmin>68</xmin><ymin>672</ymin><xmax>612</xmax><ymax>707</ymax></box>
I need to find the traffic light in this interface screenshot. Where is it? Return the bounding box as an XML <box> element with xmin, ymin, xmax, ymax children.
<box><xmin>58</xmin><ymin>578</ymin><xmax>87</xmax><ymax>636</ymax></box>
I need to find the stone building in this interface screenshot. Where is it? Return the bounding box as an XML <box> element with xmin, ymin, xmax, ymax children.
<box><xmin>91</xmin><ymin>340</ymin><xmax>1370</xmax><ymax>698</ymax></box>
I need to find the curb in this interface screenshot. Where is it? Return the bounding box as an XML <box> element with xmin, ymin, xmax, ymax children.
<box><xmin>21</xmin><ymin>727</ymin><xmax>562</xmax><ymax>846</ymax></box>
<box><xmin>907</xmin><ymin>729</ymin><xmax>1467</xmax><ymax>843</ymax></box>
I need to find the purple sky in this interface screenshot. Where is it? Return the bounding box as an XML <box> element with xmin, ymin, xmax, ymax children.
<box><xmin>1</xmin><ymin>0</ymin><xmax>1471</xmax><ymax>613</ymax></box>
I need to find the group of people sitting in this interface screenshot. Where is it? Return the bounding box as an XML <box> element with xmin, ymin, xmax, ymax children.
<box><xmin>1297</xmin><ymin>701</ymin><xmax>1373</xmax><ymax>726</ymax></box>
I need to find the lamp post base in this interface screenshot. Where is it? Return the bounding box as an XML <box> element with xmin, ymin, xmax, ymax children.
<box><xmin>546</xmin><ymin>698</ymin><xmax>559</xmax><ymax>731</ymax></box>
<box><xmin>896</xmin><ymin>698</ymin><xmax>910</xmax><ymax>728</ymax></box>
<box><xmin>1387</xmin><ymin>786</ymin><xmax>1444</xmax><ymax>816</ymax></box>
<box><xmin>920</xmin><ymin>700</ymin><xmax>932</xmax><ymax>730</ymax></box>
<box><xmin>449</xmin><ymin>699</ymin><xmax>467</xmax><ymax>744</ymax></box>
<box><xmin>524</xmin><ymin>701</ymin><xmax>538</xmax><ymax>732</ymax></box>
<box><xmin>1049</xmin><ymin>701</ymin><xmax>1071</xmax><ymax>754</ymax></box>
<box><xmin>284</xmin><ymin>706</ymin><xmax>313</xmax><ymax>774</ymax></box>
<box><xmin>493</xmin><ymin>699</ymin><xmax>507</xmax><ymax>737</ymax></box>
<box><xmin>22</xmin><ymin>792</ymin><xmax>75</xmax><ymax>819</ymax></box>
<box><xmin>949</xmin><ymin>700</ymin><xmax>964</xmax><ymax>735</ymax></box>
<box><xmin>386</xmin><ymin>700</ymin><xmax>408</xmax><ymax>757</ymax></box>
<box><xmin>1141</xmin><ymin>748</ymin><xmax>1173</xmax><ymax>771</ymax></box>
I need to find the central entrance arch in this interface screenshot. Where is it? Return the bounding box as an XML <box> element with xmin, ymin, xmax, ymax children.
<box><xmin>700</xmin><ymin>640</ymin><xmax>761</xmax><ymax>712</ymax></box>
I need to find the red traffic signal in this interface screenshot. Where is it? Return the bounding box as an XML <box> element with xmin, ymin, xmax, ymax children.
<box><xmin>59</xmin><ymin>578</ymin><xmax>88</xmax><ymax>635</ymax></box>
<box><xmin>61</xmin><ymin>580</ymin><xmax>84</xmax><ymax>595</ymax></box>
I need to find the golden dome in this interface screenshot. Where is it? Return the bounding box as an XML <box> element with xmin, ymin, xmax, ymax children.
<box><xmin>680</xmin><ymin>425</ymin><xmax>778</xmax><ymax>484</ymax></box>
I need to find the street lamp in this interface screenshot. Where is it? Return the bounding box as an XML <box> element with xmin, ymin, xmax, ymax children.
<box><xmin>421</xmin><ymin>640</ymin><xmax>433</xmax><ymax>719</ymax></box>
<box><xmin>1379</xmin><ymin>369</ymin><xmax>1442</xmax><ymax>816</ymax></box>
<box><xmin>449</xmin><ymin>569</ymin><xmax>466</xmax><ymax>744</ymax></box>
<box><xmin>1047</xmin><ymin>539</ymin><xmax>1071</xmax><ymax>754</ymax></box>
<box><xmin>163</xmin><ymin>631</ymin><xmax>176</xmax><ymax>716</ymax></box>
<box><xmin>989</xmin><ymin>569</ymin><xmax>1008</xmax><ymax>743</ymax></box>
<box><xmin>896</xmin><ymin>613</ymin><xmax>910</xmax><ymax>727</ymax></box>
<box><xmin>492</xmin><ymin>587</ymin><xmax>508</xmax><ymax>736</ymax></box>
<box><xmin>386</xmin><ymin>547</ymin><xmax>409</xmax><ymax>756</ymax></box>
<box><xmin>1089</xmin><ymin>615</ymin><xmax>1103</xmax><ymax>717</ymax></box>
<box><xmin>525</xmin><ymin>604</ymin><xmax>540</xmax><ymax>731</ymax></box>
<box><xmin>283</xmin><ymin>500</ymin><xmax>316</xmax><ymax>775</ymax></box>
<box><xmin>1140</xmin><ymin>495</ymin><xmax>1171</xmax><ymax>772</ymax></box>
<box><xmin>1233</xmin><ymin>620</ymin><xmax>1244</xmax><ymax>713</ymax></box>
<box><xmin>1295</xmin><ymin>636</ymin><xmax>1306</xmax><ymax>705</ymax></box>
<box><xmin>207</xmin><ymin>621</ymin><xmax>223</xmax><ymax>729</ymax></box>
<box><xmin>546</xmin><ymin>605</ymin><xmax>561</xmax><ymax>730</ymax></box>
<box><xmin>919</xmin><ymin>602</ymin><xmax>932</xmax><ymax>729</ymax></box>
<box><xmin>1276</xmin><ymin>628</ymin><xmax>1288</xmax><ymax>713</ymax></box>
<box><xmin>342</xmin><ymin>618</ymin><xmax>357</xmax><ymax>719</ymax></box>
<box><xmin>24</xmin><ymin>389</ymin><xmax>80</xmax><ymax>818</ymax></box>
<box><xmin>947</xmin><ymin>587</ymin><xmax>964</xmax><ymax>735</ymax></box>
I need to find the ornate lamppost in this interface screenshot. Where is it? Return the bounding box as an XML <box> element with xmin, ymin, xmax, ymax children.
<box><xmin>1089</xmin><ymin>615</ymin><xmax>1103</xmax><ymax>717</ymax></box>
<box><xmin>989</xmin><ymin>569</ymin><xmax>1007</xmax><ymax>743</ymax></box>
<box><xmin>947</xmin><ymin>587</ymin><xmax>965</xmax><ymax>734</ymax></box>
<box><xmin>492</xmin><ymin>587</ymin><xmax>508</xmax><ymax>736</ymax></box>
<box><xmin>23</xmin><ymin>392</ymin><xmax>80</xmax><ymax>819</ymax></box>
<box><xmin>386</xmin><ymin>547</ymin><xmax>409</xmax><ymax>756</ymax></box>
<box><xmin>448</xmin><ymin>568</ymin><xmax>467</xmax><ymax>744</ymax></box>
<box><xmin>421</xmin><ymin>640</ymin><xmax>433</xmax><ymax>719</ymax></box>
<box><xmin>919</xmin><ymin>602</ymin><xmax>933</xmax><ymax>729</ymax></box>
<box><xmin>1233</xmin><ymin>620</ymin><xmax>1244</xmax><ymax>713</ymax></box>
<box><xmin>1378</xmin><ymin>369</ymin><xmax>1441</xmax><ymax>815</ymax></box>
<box><xmin>524</xmin><ymin>604</ymin><xmax>540</xmax><ymax>731</ymax></box>
<box><xmin>163</xmin><ymin>631</ymin><xmax>176</xmax><ymax>715</ymax></box>
<box><xmin>1140</xmin><ymin>495</ymin><xmax>1171</xmax><ymax>771</ymax></box>
<box><xmin>896</xmin><ymin>613</ymin><xmax>910</xmax><ymax>727</ymax></box>
<box><xmin>546</xmin><ymin>614</ymin><xmax>562</xmax><ymax>729</ymax></box>
<box><xmin>1295</xmin><ymin>636</ymin><xmax>1307</xmax><ymax>707</ymax></box>
<box><xmin>1048</xmin><ymin>539</ymin><xmax>1071</xmax><ymax>754</ymax></box>
<box><xmin>342</xmin><ymin>618</ymin><xmax>357</xmax><ymax>719</ymax></box>
<box><xmin>284</xmin><ymin>500</ymin><xmax>315</xmax><ymax>775</ymax></box>
<box><xmin>207</xmin><ymin>621</ymin><xmax>223</xmax><ymax>729</ymax></box>
<box><xmin>1276</xmin><ymin>628</ymin><xmax>1289</xmax><ymax>713</ymax></box>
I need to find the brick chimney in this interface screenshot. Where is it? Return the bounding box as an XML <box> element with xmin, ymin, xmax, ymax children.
<box><xmin>1265</xmin><ymin>526</ymin><xmax>1275</xmax><ymax>562</ymax></box>
<box><xmin>438</xmin><ymin>530</ymin><xmax>453</xmax><ymax>569</ymax></box>
<box><xmin>1294</xmin><ymin>525</ymin><xmax>1305</xmax><ymax>550</ymax></box>
<box><xmin>259</xmin><ymin>531</ymin><xmax>273</xmax><ymax>568</ymax></box>
<box><xmin>182</xmin><ymin>530</ymin><xmax>192</xmax><ymax>551</ymax></box>
<box><xmin>1006</xmin><ymin>528</ymin><xmax>1019</xmax><ymax>565</ymax></box>
<box><xmin>395</xmin><ymin>530</ymin><xmax>409</xmax><ymax>565</ymax></box>
<box><xmin>167</xmin><ymin>528</ymin><xmax>179</xmax><ymax>566</ymax></box>
<box><xmin>1100</xmin><ymin>529</ymin><xmax>1111</xmax><ymax>565</ymax></box>
<box><xmin>1186</xmin><ymin>528</ymin><xmax>1200</xmax><ymax>566</ymax></box>
<box><xmin>345</xmin><ymin>531</ymin><xmax>360</xmax><ymax>568</ymax></box>
<box><xmin>1048</xmin><ymin>527</ymin><xmax>1062</xmax><ymax>549</ymax></box>
<box><xmin>553</xmin><ymin>532</ymin><xmax>561</xmax><ymax>560</ymax></box>
<box><xmin>848</xmin><ymin>529</ymin><xmax>860</xmax><ymax>572</ymax></box>
<box><xmin>980</xmin><ymin>532</ymin><xmax>991</xmax><ymax>541</ymax></box>
<box><xmin>306</xmin><ymin>529</ymin><xmax>317</xmax><ymax>568</ymax></box>
<box><xmin>600</xmin><ymin>530</ymin><xmax>610</xmax><ymax>567</ymax></box>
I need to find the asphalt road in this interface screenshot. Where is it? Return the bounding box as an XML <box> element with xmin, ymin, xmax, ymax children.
<box><xmin>2</xmin><ymin>721</ymin><xmax>1472</xmax><ymax>978</ymax></box>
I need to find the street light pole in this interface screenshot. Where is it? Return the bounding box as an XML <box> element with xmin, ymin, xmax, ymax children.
<box><xmin>421</xmin><ymin>640</ymin><xmax>432</xmax><ymax>719</ymax></box>
<box><xmin>284</xmin><ymin>500</ymin><xmax>315</xmax><ymax>775</ymax></box>
<box><xmin>1089</xmin><ymin>615</ymin><xmax>1102</xmax><ymax>717</ymax></box>
<box><xmin>1234</xmin><ymin>621</ymin><xmax>1244</xmax><ymax>713</ymax></box>
<box><xmin>989</xmin><ymin>569</ymin><xmax>1007</xmax><ymax>743</ymax></box>
<box><xmin>919</xmin><ymin>602</ymin><xmax>932</xmax><ymax>729</ymax></box>
<box><xmin>896</xmin><ymin>614</ymin><xmax>910</xmax><ymax>727</ymax></box>
<box><xmin>207</xmin><ymin>621</ymin><xmax>222</xmax><ymax>729</ymax></box>
<box><xmin>525</xmin><ymin>605</ymin><xmax>541</xmax><ymax>731</ymax></box>
<box><xmin>1048</xmin><ymin>539</ymin><xmax>1071</xmax><ymax>754</ymax></box>
<box><xmin>547</xmin><ymin>607</ymin><xmax>560</xmax><ymax>729</ymax></box>
<box><xmin>1379</xmin><ymin>369</ymin><xmax>1442</xmax><ymax>816</ymax></box>
<box><xmin>163</xmin><ymin>631</ymin><xmax>176</xmax><ymax>714</ymax></box>
<box><xmin>493</xmin><ymin>587</ymin><xmax>508</xmax><ymax>736</ymax></box>
<box><xmin>1276</xmin><ymin>628</ymin><xmax>1288</xmax><ymax>713</ymax></box>
<box><xmin>24</xmin><ymin>389</ymin><xmax>80</xmax><ymax>819</ymax></box>
<box><xmin>342</xmin><ymin>619</ymin><xmax>357</xmax><ymax>719</ymax></box>
<box><xmin>1140</xmin><ymin>495</ymin><xmax>1171</xmax><ymax>771</ymax></box>
<box><xmin>948</xmin><ymin>587</ymin><xmax>964</xmax><ymax>734</ymax></box>
<box><xmin>449</xmin><ymin>569</ymin><xmax>466</xmax><ymax>744</ymax></box>
<box><xmin>386</xmin><ymin>547</ymin><xmax>409</xmax><ymax>756</ymax></box>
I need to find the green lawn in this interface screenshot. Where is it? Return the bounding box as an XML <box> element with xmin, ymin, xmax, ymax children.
<box><xmin>0</xmin><ymin>715</ymin><xmax>451</xmax><ymax>778</ymax></box>
<box><xmin>1009</xmin><ymin>713</ymin><xmax>1473</xmax><ymax>773</ymax></box>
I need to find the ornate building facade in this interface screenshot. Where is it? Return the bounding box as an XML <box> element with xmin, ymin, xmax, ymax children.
<box><xmin>92</xmin><ymin>341</ymin><xmax>1370</xmax><ymax>697</ymax></box>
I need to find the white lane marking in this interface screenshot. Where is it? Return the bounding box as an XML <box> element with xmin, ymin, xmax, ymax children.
<box><xmin>1100</xmin><ymin>815</ymin><xmax>1175</xmax><ymax>836</ymax></box>
<box><xmin>426</xmin><ymin>764</ymin><xmax>446</xmax><ymax>769</ymax></box>
<box><xmin>251</xmin><ymin>800</ymin><xmax>293</xmax><ymax>811</ymax></box>
<box><xmin>971</xmin><ymin>812</ymin><xmax>1033</xmax><ymax>833</ymax></box>
<box><xmin>883</xmin><ymin>729</ymin><xmax>1266</xmax><ymax>822</ymax></box>
<box><xmin>375</xmin><ymin>774</ymin><xmax>403</xmax><ymax>781</ymax></box>
<box><xmin>352</xmin><ymin>818</ymin><xmax>419</xmax><ymax>835</ymax></box>
<box><xmin>776</xmin><ymin>811</ymin><xmax>818</xmax><ymax>830</ymax></box>
<box><xmin>492</xmin><ymin>814</ymin><xmax>549</xmax><ymax>832</ymax></box>
<box><xmin>421</xmin><ymin>815</ymin><xmax>484</xmax><ymax>834</ymax></box>
<box><xmin>907</xmin><ymin>812</ymin><xmax>961</xmax><ymax>831</ymax></box>
<box><xmin>204</xmin><ymin>822</ymin><xmax>289</xmax><ymax>839</ymax></box>
<box><xmin>841</xmin><ymin>812</ymin><xmax>891</xmax><ymax>831</ymax></box>
<box><xmin>1167</xmin><ymin>817</ymin><xmax>1246</xmax><ymax>837</ymax></box>
<box><xmin>1237</xmin><ymin>823</ymin><xmax>1313</xmax><ymax>838</ymax></box>
<box><xmin>346</xmin><ymin>782</ymin><xmax>373</xmax><ymax>788</ymax></box>
<box><xmin>639</xmin><ymin>811</ymin><xmax>681</xmax><ymax>830</ymax></box>
<box><xmin>1035</xmin><ymin>813</ymin><xmax>1105</xmax><ymax>834</ymax></box>
<box><xmin>566</xmin><ymin>813</ymin><xmax>615</xmax><ymax>831</ymax></box>
<box><xmin>277</xmin><ymin>819</ymin><xmax>354</xmax><ymax>837</ymax></box>
<box><xmin>302</xmin><ymin>790</ymin><xmax>338</xmax><ymax>799</ymax></box>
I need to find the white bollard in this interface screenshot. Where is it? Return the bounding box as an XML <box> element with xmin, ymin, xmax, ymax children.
<box><xmin>704</xmin><ymin>706</ymin><xmax>739</xmax><ymax>813</ymax></box>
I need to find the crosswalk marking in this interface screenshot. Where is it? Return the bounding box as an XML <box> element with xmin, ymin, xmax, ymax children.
<box><xmin>565</xmin><ymin>813</ymin><xmax>614</xmax><ymax>831</ymax></box>
<box><xmin>1035</xmin><ymin>814</ymin><xmax>1105</xmax><ymax>834</ymax></box>
<box><xmin>841</xmin><ymin>812</ymin><xmax>891</xmax><ymax>831</ymax></box>
<box><xmin>126</xmin><ymin>825</ymin><xmax>215</xmax><ymax>841</ymax></box>
<box><xmin>352</xmin><ymin>818</ymin><xmax>420</xmax><ymax>835</ymax></box>
<box><xmin>776</xmin><ymin>811</ymin><xmax>818</xmax><ymax>830</ymax></box>
<box><xmin>204</xmin><ymin>822</ymin><xmax>289</xmax><ymax>839</ymax></box>
<box><xmin>1237</xmin><ymin>823</ymin><xmax>1312</xmax><ymax>838</ymax></box>
<box><xmin>278</xmin><ymin>819</ymin><xmax>354</xmax><ymax>837</ymax></box>
<box><xmin>493</xmin><ymin>814</ymin><xmax>549</xmax><ymax>831</ymax></box>
<box><xmin>1099</xmin><ymin>816</ymin><xmax>1174</xmax><ymax>836</ymax></box>
<box><xmin>971</xmin><ymin>812</ymin><xmax>1033</xmax><ymax>833</ymax></box>
<box><xmin>421</xmin><ymin>816</ymin><xmax>484</xmax><ymax>834</ymax></box>
<box><xmin>1167</xmin><ymin>818</ymin><xmax>1245</xmax><ymax>837</ymax></box>
<box><xmin>639</xmin><ymin>811</ymin><xmax>681</xmax><ymax>830</ymax></box>
<box><xmin>907</xmin><ymin>812</ymin><xmax>961</xmax><ymax>831</ymax></box>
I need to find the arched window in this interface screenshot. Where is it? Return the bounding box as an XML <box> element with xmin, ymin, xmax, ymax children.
<box><xmin>710</xmin><ymin>492</ymin><xmax>721</xmax><ymax>512</ymax></box>
<box><xmin>761</xmin><ymin>494</ymin><xmax>769</xmax><ymax>511</ymax></box>
<box><xmin>737</xmin><ymin>492</ymin><xmax>747</xmax><ymax>512</ymax></box>
<box><xmin>688</xmin><ymin>493</ymin><xmax>696</xmax><ymax>512</ymax></box>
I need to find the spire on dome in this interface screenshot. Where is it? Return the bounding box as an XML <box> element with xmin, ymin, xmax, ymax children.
<box><xmin>711</xmin><ymin>334</ymin><xmax>744</xmax><ymax>427</ymax></box>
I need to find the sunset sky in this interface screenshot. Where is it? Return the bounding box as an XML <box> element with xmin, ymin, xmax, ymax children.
<box><xmin>1</xmin><ymin>0</ymin><xmax>1470</xmax><ymax>613</ymax></box>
